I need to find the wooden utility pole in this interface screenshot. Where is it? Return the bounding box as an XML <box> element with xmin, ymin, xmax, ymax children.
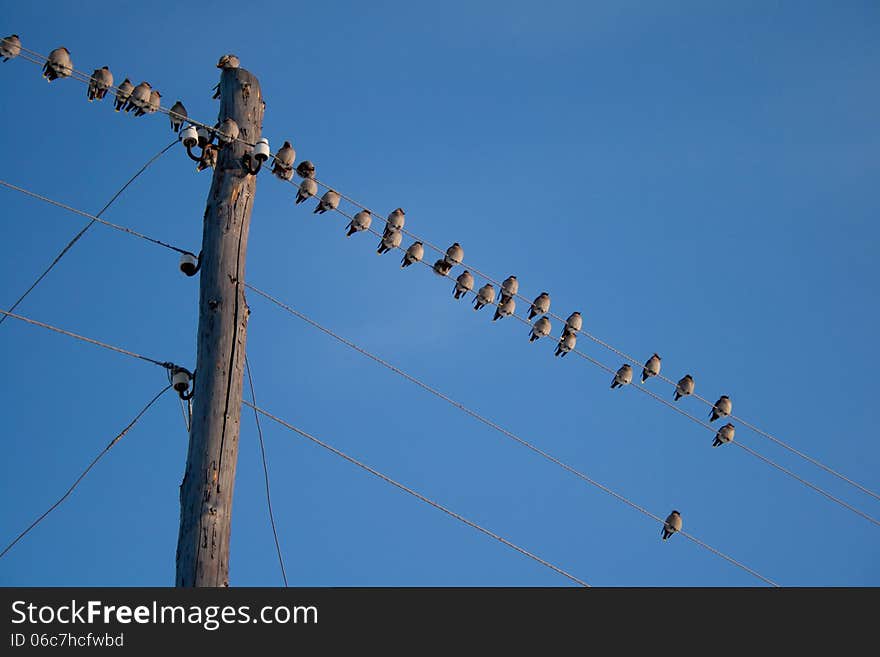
<box><xmin>175</xmin><ymin>65</ymin><xmax>264</xmax><ymax>587</ymax></box>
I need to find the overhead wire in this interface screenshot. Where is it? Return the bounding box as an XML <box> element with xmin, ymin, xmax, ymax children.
<box><xmin>242</xmin><ymin>399</ymin><xmax>590</xmax><ymax>587</ymax></box>
<box><xmin>0</xmin><ymin>384</ymin><xmax>172</xmax><ymax>560</ymax></box>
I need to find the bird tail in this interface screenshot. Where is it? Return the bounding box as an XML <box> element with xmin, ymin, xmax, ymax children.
<box><xmin>709</xmin><ymin>411</ymin><xmax>718</xmax><ymax>422</ymax></box>
<box><xmin>611</xmin><ymin>381</ymin><xmax>619</xmax><ymax>389</ymax></box>
<box><xmin>674</xmin><ymin>391</ymin><xmax>681</xmax><ymax>401</ymax></box>
<box><xmin>529</xmin><ymin>333</ymin><xmax>538</xmax><ymax>342</ymax></box>
<box><xmin>712</xmin><ymin>437</ymin><xmax>721</xmax><ymax>447</ymax></box>
<box><xmin>493</xmin><ymin>310</ymin><xmax>500</xmax><ymax>321</ymax></box>
<box><xmin>345</xmin><ymin>222</ymin><xmax>355</xmax><ymax>237</ymax></box>
<box><xmin>554</xmin><ymin>346</ymin><xmax>561</xmax><ymax>357</ymax></box>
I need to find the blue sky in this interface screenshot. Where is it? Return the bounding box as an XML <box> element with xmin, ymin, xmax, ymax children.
<box><xmin>1</xmin><ymin>1</ymin><xmax>878</xmax><ymax>586</ymax></box>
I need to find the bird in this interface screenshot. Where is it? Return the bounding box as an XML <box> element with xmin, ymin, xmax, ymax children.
<box><xmin>114</xmin><ymin>78</ymin><xmax>133</xmax><ymax>111</ymax></box>
<box><xmin>454</xmin><ymin>271</ymin><xmax>474</xmax><ymax>299</ymax></box>
<box><xmin>474</xmin><ymin>284</ymin><xmax>495</xmax><ymax>311</ymax></box>
<box><xmin>314</xmin><ymin>190</ymin><xmax>340</xmax><ymax>214</ymax></box>
<box><xmin>444</xmin><ymin>242</ymin><xmax>464</xmax><ymax>266</ymax></box>
<box><xmin>377</xmin><ymin>230</ymin><xmax>402</xmax><ymax>255</ymax></box>
<box><xmin>146</xmin><ymin>89</ymin><xmax>162</xmax><ymax>115</ymax></box>
<box><xmin>1</xmin><ymin>35</ymin><xmax>21</xmax><ymax>62</ymax></box>
<box><xmin>500</xmin><ymin>275</ymin><xmax>518</xmax><ymax>303</ymax></box>
<box><xmin>401</xmin><ymin>242</ymin><xmax>424</xmax><ymax>268</ymax></box>
<box><xmin>217</xmin><ymin>54</ymin><xmax>240</xmax><ymax>69</ymax></box>
<box><xmin>641</xmin><ymin>353</ymin><xmax>662</xmax><ymax>383</ymax></box>
<box><xmin>674</xmin><ymin>374</ymin><xmax>695</xmax><ymax>401</ymax></box>
<box><xmin>530</xmin><ymin>317</ymin><xmax>552</xmax><ymax>342</ymax></box>
<box><xmin>295</xmin><ymin>160</ymin><xmax>316</xmax><ymax>178</ymax></box>
<box><xmin>555</xmin><ymin>332</ymin><xmax>577</xmax><ymax>357</ymax></box>
<box><xmin>610</xmin><ymin>364</ymin><xmax>633</xmax><ymax>389</ymax></box>
<box><xmin>216</xmin><ymin>117</ymin><xmax>239</xmax><ymax>145</ymax></box>
<box><xmin>295</xmin><ymin>178</ymin><xmax>317</xmax><ymax>204</ymax></box>
<box><xmin>713</xmin><ymin>423</ymin><xmax>735</xmax><ymax>448</ymax></box>
<box><xmin>493</xmin><ymin>297</ymin><xmax>516</xmax><ymax>321</ymax></box>
<box><xmin>346</xmin><ymin>210</ymin><xmax>371</xmax><ymax>237</ymax></box>
<box><xmin>563</xmin><ymin>311</ymin><xmax>583</xmax><ymax>336</ymax></box>
<box><xmin>383</xmin><ymin>208</ymin><xmax>405</xmax><ymax>237</ymax></box>
<box><xmin>197</xmin><ymin>144</ymin><xmax>218</xmax><ymax>172</ymax></box>
<box><xmin>42</xmin><ymin>47</ymin><xmax>73</xmax><ymax>82</ymax></box>
<box><xmin>433</xmin><ymin>259</ymin><xmax>453</xmax><ymax>276</ymax></box>
<box><xmin>272</xmin><ymin>141</ymin><xmax>296</xmax><ymax>180</ymax></box>
<box><xmin>709</xmin><ymin>395</ymin><xmax>732</xmax><ymax>422</ymax></box>
<box><xmin>169</xmin><ymin>101</ymin><xmax>187</xmax><ymax>132</ymax></box>
<box><xmin>125</xmin><ymin>81</ymin><xmax>151</xmax><ymax>114</ymax></box>
<box><xmin>528</xmin><ymin>293</ymin><xmax>551</xmax><ymax>320</ymax></box>
<box><xmin>661</xmin><ymin>510</ymin><xmax>682</xmax><ymax>540</ymax></box>
<box><xmin>87</xmin><ymin>66</ymin><xmax>113</xmax><ymax>101</ymax></box>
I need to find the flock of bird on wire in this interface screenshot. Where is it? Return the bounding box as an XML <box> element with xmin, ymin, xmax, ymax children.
<box><xmin>1</xmin><ymin>35</ymin><xmax>752</xmax><ymax>542</ymax></box>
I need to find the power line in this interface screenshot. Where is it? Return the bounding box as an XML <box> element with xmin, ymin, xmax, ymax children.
<box><xmin>0</xmin><ymin>308</ymin><xmax>173</xmax><ymax>369</ymax></box>
<box><xmin>242</xmin><ymin>399</ymin><xmax>590</xmax><ymax>587</ymax></box>
<box><xmin>0</xmin><ymin>140</ymin><xmax>178</xmax><ymax>327</ymax></box>
<box><xmin>244</xmin><ymin>284</ymin><xmax>779</xmax><ymax>586</ymax></box>
<box><xmin>0</xmin><ymin>384</ymin><xmax>172</xmax><ymax>560</ymax></box>
<box><xmin>244</xmin><ymin>356</ymin><xmax>289</xmax><ymax>587</ymax></box>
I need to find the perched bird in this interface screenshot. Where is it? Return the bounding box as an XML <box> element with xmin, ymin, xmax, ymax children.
<box><xmin>114</xmin><ymin>78</ymin><xmax>133</xmax><ymax>111</ymax></box>
<box><xmin>272</xmin><ymin>141</ymin><xmax>296</xmax><ymax>180</ymax></box>
<box><xmin>493</xmin><ymin>297</ymin><xmax>516</xmax><ymax>321</ymax></box>
<box><xmin>401</xmin><ymin>241</ymin><xmax>424</xmax><ymax>268</ymax></box>
<box><xmin>1</xmin><ymin>35</ymin><xmax>21</xmax><ymax>62</ymax></box>
<box><xmin>661</xmin><ymin>511</ymin><xmax>682</xmax><ymax>540</ymax></box>
<box><xmin>444</xmin><ymin>242</ymin><xmax>464</xmax><ymax>266</ymax></box>
<box><xmin>295</xmin><ymin>178</ymin><xmax>317</xmax><ymax>204</ymax></box>
<box><xmin>555</xmin><ymin>332</ymin><xmax>577</xmax><ymax>357</ymax></box>
<box><xmin>674</xmin><ymin>374</ymin><xmax>695</xmax><ymax>401</ymax></box>
<box><xmin>528</xmin><ymin>292</ymin><xmax>551</xmax><ymax>320</ymax></box>
<box><xmin>383</xmin><ymin>208</ymin><xmax>405</xmax><ymax>237</ymax></box>
<box><xmin>474</xmin><ymin>284</ymin><xmax>495</xmax><ymax>311</ymax></box>
<box><xmin>295</xmin><ymin>160</ymin><xmax>316</xmax><ymax>178</ymax></box>
<box><xmin>610</xmin><ymin>364</ymin><xmax>633</xmax><ymax>389</ymax></box>
<box><xmin>217</xmin><ymin>54</ymin><xmax>240</xmax><ymax>69</ymax></box>
<box><xmin>709</xmin><ymin>395</ymin><xmax>732</xmax><ymax>422</ymax></box>
<box><xmin>346</xmin><ymin>210</ymin><xmax>371</xmax><ymax>237</ymax></box>
<box><xmin>433</xmin><ymin>259</ymin><xmax>453</xmax><ymax>276</ymax></box>
<box><xmin>454</xmin><ymin>271</ymin><xmax>474</xmax><ymax>299</ymax></box>
<box><xmin>641</xmin><ymin>353</ymin><xmax>662</xmax><ymax>383</ymax></box>
<box><xmin>713</xmin><ymin>423</ymin><xmax>735</xmax><ymax>448</ymax></box>
<box><xmin>216</xmin><ymin>117</ymin><xmax>239</xmax><ymax>145</ymax></box>
<box><xmin>169</xmin><ymin>101</ymin><xmax>187</xmax><ymax>132</ymax></box>
<box><xmin>314</xmin><ymin>190</ymin><xmax>340</xmax><ymax>214</ymax></box>
<box><xmin>197</xmin><ymin>144</ymin><xmax>218</xmax><ymax>172</ymax></box>
<box><xmin>529</xmin><ymin>317</ymin><xmax>552</xmax><ymax>342</ymax></box>
<box><xmin>500</xmin><ymin>275</ymin><xmax>519</xmax><ymax>303</ymax></box>
<box><xmin>87</xmin><ymin>66</ymin><xmax>113</xmax><ymax>101</ymax></box>
<box><xmin>146</xmin><ymin>89</ymin><xmax>162</xmax><ymax>115</ymax></box>
<box><xmin>563</xmin><ymin>311</ymin><xmax>583</xmax><ymax>336</ymax></box>
<box><xmin>126</xmin><ymin>81</ymin><xmax>152</xmax><ymax>114</ymax></box>
<box><xmin>377</xmin><ymin>230</ymin><xmax>402</xmax><ymax>255</ymax></box>
<box><xmin>42</xmin><ymin>47</ymin><xmax>73</xmax><ymax>82</ymax></box>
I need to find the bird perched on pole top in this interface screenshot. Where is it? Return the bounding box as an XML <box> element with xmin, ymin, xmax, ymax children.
<box><xmin>401</xmin><ymin>241</ymin><xmax>424</xmax><ymax>268</ymax></box>
<box><xmin>87</xmin><ymin>66</ymin><xmax>113</xmax><ymax>101</ymax></box>
<box><xmin>500</xmin><ymin>276</ymin><xmax>518</xmax><ymax>303</ymax></box>
<box><xmin>444</xmin><ymin>242</ymin><xmax>464</xmax><ymax>267</ymax></box>
<box><xmin>114</xmin><ymin>78</ymin><xmax>133</xmax><ymax>112</ymax></box>
<box><xmin>661</xmin><ymin>511</ymin><xmax>682</xmax><ymax>540</ymax></box>
<box><xmin>314</xmin><ymin>190</ymin><xmax>340</xmax><ymax>214</ymax></box>
<box><xmin>296</xmin><ymin>161</ymin><xmax>316</xmax><ymax>179</ymax></box>
<box><xmin>709</xmin><ymin>395</ymin><xmax>732</xmax><ymax>422</ymax></box>
<box><xmin>555</xmin><ymin>332</ymin><xmax>576</xmax><ymax>357</ymax></box>
<box><xmin>217</xmin><ymin>54</ymin><xmax>240</xmax><ymax>70</ymax></box>
<box><xmin>641</xmin><ymin>353</ymin><xmax>662</xmax><ymax>383</ymax></box>
<box><xmin>377</xmin><ymin>230</ymin><xmax>402</xmax><ymax>255</ymax></box>
<box><xmin>295</xmin><ymin>178</ymin><xmax>317</xmax><ymax>205</ymax></box>
<box><xmin>169</xmin><ymin>101</ymin><xmax>188</xmax><ymax>132</ymax></box>
<box><xmin>1</xmin><ymin>35</ymin><xmax>21</xmax><ymax>62</ymax></box>
<box><xmin>384</xmin><ymin>208</ymin><xmax>405</xmax><ymax>237</ymax></box>
<box><xmin>528</xmin><ymin>293</ymin><xmax>551</xmax><ymax>320</ymax></box>
<box><xmin>530</xmin><ymin>317</ymin><xmax>552</xmax><ymax>342</ymax></box>
<box><xmin>454</xmin><ymin>271</ymin><xmax>474</xmax><ymax>299</ymax></box>
<box><xmin>674</xmin><ymin>374</ymin><xmax>695</xmax><ymax>401</ymax></box>
<box><xmin>610</xmin><ymin>364</ymin><xmax>633</xmax><ymax>389</ymax></box>
<box><xmin>432</xmin><ymin>259</ymin><xmax>453</xmax><ymax>277</ymax></box>
<box><xmin>346</xmin><ymin>211</ymin><xmax>372</xmax><ymax>237</ymax></box>
<box><xmin>42</xmin><ymin>47</ymin><xmax>73</xmax><ymax>81</ymax></box>
<box><xmin>713</xmin><ymin>423</ymin><xmax>735</xmax><ymax>448</ymax></box>
<box><xmin>473</xmin><ymin>284</ymin><xmax>495</xmax><ymax>311</ymax></box>
<box><xmin>272</xmin><ymin>141</ymin><xmax>296</xmax><ymax>180</ymax></box>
